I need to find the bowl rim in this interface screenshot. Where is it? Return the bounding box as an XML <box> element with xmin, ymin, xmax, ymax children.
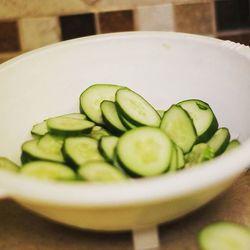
<box><xmin>0</xmin><ymin>31</ymin><xmax>250</xmax><ymax>207</ymax></box>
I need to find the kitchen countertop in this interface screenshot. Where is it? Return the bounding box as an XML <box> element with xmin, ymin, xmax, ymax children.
<box><xmin>0</xmin><ymin>171</ymin><xmax>249</xmax><ymax>250</ymax></box>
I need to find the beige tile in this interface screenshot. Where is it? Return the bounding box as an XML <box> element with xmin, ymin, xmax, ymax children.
<box><xmin>0</xmin><ymin>0</ymin><xmax>88</xmax><ymax>19</ymax></box>
<box><xmin>135</xmin><ymin>4</ymin><xmax>174</xmax><ymax>31</ymax></box>
<box><xmin>97</xmin><ymin>0</ymin><xmax>199</xmax><ymax>11</ymax></box>
<box><xmin>19</xmin><ymin>17</ymin><xmax>61</xmax><ymax>50</ymax></box>
<box><xmin>92</xmin><ymin>0</ymin><xmax>170</xmax><ymax>12</ymax></box>
<box><xmin>174</xmin><ymin>1</ymin><xmax>214</xmax><ymax>35</ymax></box>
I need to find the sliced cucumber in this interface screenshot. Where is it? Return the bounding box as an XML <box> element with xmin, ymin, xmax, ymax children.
<box><xmin>117</xmin><ymin>127</ymin><xmax>172</xmax><ymax>177</ymax></box>
<box><xmin>169</xmin><ymin>145</ymin><xmax>178</xmax><ymax>172</ymax></box>
<box><xmin>21</xmin><ymin>139</ymin><xmax>64</xmax><ymax>164</ymax></box>
<box><xmin>116</xmin><ymin>88</ymin><xmax>161</xmax><ymax>127</ymax></box>
<box><xmin>119</xmin><ymin>114</ymin><xmax>137</xmax><ymax>129</ymax></box>
<box><xmin>31</xmin><ymin>121</ymin><xmax>48</xmax><ymax>137</ymax></box>
<box><xmin>157</xmin><ymin>110</ymin><xmax>165</xmax><ymax>118</ymax></box>
<box><xmin>63</xmin><ymin>137</ymin><xmax>103</xmax><ymax>168</ymax></box>
<box><xmin>38</xmin><ymin>134</ymin><xmax>64</xmax><ymax>154</ymax></box>
<box><xmin>208</xmin><ymin>128</ymin><xmax>230</xmax><ymax>156</ymax></box>
<box><xmin>185</xmin><ymin>143</ymin><xmax>215</xmax><ymax>167</ymax></box>
<box><xmin>61</xmin><ymin>113</ymin><xmax>87</xmax><ymax>120</ymax></box>
<box><xmin>21</xmin><ymin>161</ymin><xmax>76</xmax><ymax>181</ymax></box>
<box><xmin>0</xmin><ymin>157</ymin><xmax>19</xmax><ymax>172</ymax></box>
<box><xmin>160</xmin><ymin>105</ymin><xmax>197</xmax><ymax>153</ymax></box>
<box><xmin>225</xmin><ymin>139</ymin><xmax>241</xmax><ymax>152</ymax></box>
<box><xmin>198</xmin><ymin>222</ymin><xmax>250</xmax><ymax>250</ymax></box>
<box><xmin>90</xmin><ymin>126</ymin><xmax>110</xmax><ymax>140</ymax></box>
<box><xmin>99</xmin><ymin>136</ymin><xmax>118</xmax><ymax>163</ymax></box>
<box><xmin>78</xmin><ymin>161</ymin><xmax>127</xmax><ymax>182</ymax></box>
<box><xmin>80</xmin><ymin>84</ymin><xmax>122</xmax><ymax>124</ymax></box>
<box><xmin>176</xmin><ymin>145</ymin><xmax>185</xmax><ymax>169</ymax></box>
<box><xmin>47</xmin><ymin>117</ymin><xmax>94</xmax><ymax>136</ymax></box>
<box><xmin>178</xmin><ymin>99</ymin><xmax>218</xmax><ymax>142</ymax></box>
<box><xmin>100</xmin><ymin>101</ymin><xmax>127</xmax><ymax>135</ymax></box>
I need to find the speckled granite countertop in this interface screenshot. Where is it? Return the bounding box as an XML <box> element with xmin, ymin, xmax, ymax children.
<box><xmin>0</xmin><ymin>171</ymin><xmax>249</xmax><ymax>250</ymax></box>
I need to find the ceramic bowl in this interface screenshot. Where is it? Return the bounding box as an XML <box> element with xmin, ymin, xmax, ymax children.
<box><xmin>0</xmin><ymin>32</ymin><xmax>250</xmax><ymax>231</ymax></box>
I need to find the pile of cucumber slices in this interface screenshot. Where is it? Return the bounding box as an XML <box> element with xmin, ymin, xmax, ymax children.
<box><xmin>0</xmin><ymin>84</ymin><xmax>240</xmax><ymax>182</ymax></box>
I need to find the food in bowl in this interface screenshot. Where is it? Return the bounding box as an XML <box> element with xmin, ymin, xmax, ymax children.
<box><xmin>0</xmin><ymin>84</ymin><xmax>240</xmax><ymax>182</ymax></box>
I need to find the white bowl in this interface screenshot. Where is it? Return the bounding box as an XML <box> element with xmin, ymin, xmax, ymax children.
<box><xmin>0</xmin><ymin>32</ymin><xmax>250</xmax><ymax>232</ymax></box>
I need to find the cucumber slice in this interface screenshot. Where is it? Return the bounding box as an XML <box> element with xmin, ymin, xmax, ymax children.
<box><xmin>98</xmin><ymin>136</ymin><xmax>118</xmax><ymax>163</ymax></box>
<box><xmin>160</xmin><ymin>105</ymin><xmax>197</xmax><ymax>153</ymax></box>
<box><xmin>117</xmin><ymin>127</ymin><xmax>172</xmax><ymax>177</ymax></box>
<box><xmin>31</xmin><ymin>121</ymin><xmax>48</xmax><ymax>137</ymax></box>
<box><xmin>185</xmin><ymin>143</ymin><xmax>215</xmax><ymax>167</ymax></box>
<box><xmin>208</xmin><ymin>128</ymin><xmax>230</xmax><ymax>156</ymax></box>
<box><xmin>61</xmin><ymin>113</ymin><xmax>87</xmax><ymax>120</ymax></box>
<box><xmin>80</xmin><ymin>84</ymin><xmax>122</xmax><ymax>124</ymax></box>
<box><xmin>0</xmin><ymin>157</ymin><xmax>19</xmax><ymax>172</ymax></box>
<box><xmin>169</xmin><ymin>145</ymin><xmax>178</xmax><ymax>172</ymax></box>
<box><xmin>116</xmin><ymin>88</ymin><xmax>161</xmax><ymax>127</ymax></box>
<box><xmin>31</xmin><ymin>114</ymin><xmax>86</xmax><ymax>137</ymax></box>
<box><xmin>90</xmin><ymin>126</ymin><xmax>110</xmax><ymax>140</ymax></box>
<box><xmin>225</xmin><ymin>139</ymin><xmax>240</xmax><ymax>152</ymax></box>
<box><xmin>100</xmin><ymin>101</ymin><xmax>127</xmax><ymax>135</ymax></box>
<box><xmin>176</xmin><ymin>145</ymin><xmax>185</xmax><ymax>169</ymax></box>
<box><xmin>63</xmin><ymin>137</ymin><xmax>103</xmax><ymax>168</ymax></box>
<box><xmin>47</xmin><ymin>117</ymin><xmax>95</xmax><ymax>136</ymax></box>
<box><xmin>157</xmin><ymin>110</ymin><xmax>165</xmax><ymax>118</ymax></box>
<box><xmin>178</xmin><ymin>99</ymin><xmax>218</xmax><ymax>142</ymax></box>
<box><xmin>119</xmin><ymin>114</ymin><xmax>137</xmax><ymax>129</ymax></box>
<box><xmin>38</xmin><ymin>134</ymin><xmax>64</xmax><ymax>153</ymax></box>
<box><xmin>21</xmin><ymin>139</ymin><xmax>64</xmax><ymax>164</ymax></box>
<box><xmin>78</xmin><ymin>161</ymin><xmax>127</xmax><ymax>182</ymax></box>
<box><xmin>21</xmin><ymin>161</ymin><xmax>76</xmax><ymax>181</ymax></box>
<box><xmin>198</xmin><ymin>222</ymin><xmax>250</xmax><ymax>250</ymax></box>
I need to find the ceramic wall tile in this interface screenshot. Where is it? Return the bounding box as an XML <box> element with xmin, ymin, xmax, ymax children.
<box><xmin>19</xmin><ymin>17</ymin><xmax>61</xmax><ymax>50</ymax></box>
<box><xmin>60</xmin><ymin>13</ymin><xmax>96</xmax><ymax>40</ymax></box>
<box><xmin>135</xmin><ymin>4</ymin><xmax>174</xmax><ymax>31</ymax></box>
<box><xmin>218</xmin><ymin>32</ymin><xmax>250</xmax><ymax>46</ymax></box>
<box><xmin>0</xmin><ymin>21</ymin><xmax>20</xmax><ymax>52</ymax></box>
<box><xmin>92</xmin><ymin>0</ymin><xmax>170</xmax><ymax>12</ymax></box>
<box><xmin>0</xmin><ymin>0</ymin><xmax>88</xmax><ymax>19</ymax></box>
<box><xmin>174</xmin><ymin>1</ymin><xmax>214</xmax><ymax>35</ymax></box>
<box><xmin>98</xmin><ymin>10</ymin><xmax>134</xmax><ymax>33</ymax></box>
<box><xmin>215</xmin><ymin>0</ymin><xmax>250</xmax><ymax>31</ymax></box>
<box><xmin>0</xmin><ymin>52</ymin><xmax>22</xmax><ymax>63</ymax></box>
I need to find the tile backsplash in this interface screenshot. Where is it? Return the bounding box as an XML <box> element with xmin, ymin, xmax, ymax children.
<box><xmin>0</xmin><ymin>0</ymin><xmax>249</xmax><ymax>62</ymax></box>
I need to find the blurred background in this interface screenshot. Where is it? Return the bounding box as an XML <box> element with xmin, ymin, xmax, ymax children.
<box><xmin>0</xmin><ymin>0</ymin><xmax>249</xmax><ymax>63</ymax></box>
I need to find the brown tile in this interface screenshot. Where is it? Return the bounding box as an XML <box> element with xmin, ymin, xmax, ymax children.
<box><xmin>174</xmin><ymin>1</ymin><xmax>213</xmax><ymax>35</ymax></box>
<box><xmin>215</xmin><ymin>0</ymin><xmax>250</xmax><ymax>31</ymax></box>
<box><xmin>98</xmin><ymin>10</ymin><xmax>134</xmax><ymax>33</ymax></box>
<box><xmin>60</xmin><ymin>13</ymin><xmax>96</xmax><ymax>40</ymax></box>
<box><xmin>0</xmin><ymin>21</ymin><xmax>20</xmax><ymax>52</ymax></box>
<box><xmin>0</xmin><ymin>52</ymin><xmax>23</xmax><ymax>64</ymax></box>
<box><xmin>218</xmin><ymin>32</ymin><xmax>250</xmax><ymax>46</ymax></box>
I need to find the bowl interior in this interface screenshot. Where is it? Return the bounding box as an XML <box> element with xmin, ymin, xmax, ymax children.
<box><xmin>0</xmin><ymin>32</ymin><xmax>250</xmax><ymax>170</ymax></box>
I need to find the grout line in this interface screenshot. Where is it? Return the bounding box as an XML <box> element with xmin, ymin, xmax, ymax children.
<box><xmin>94</xmin><ymin>11</ymin><xmax>101</xmax><ymax>34</ymax></box>
<box><xmin>16</xmin><ymin>19</ymin><xmax>24</xmax><ymax>51</ymax></box>
<box><xmin>217</xmin><ymin>28</ymin><xmax>250</xmax><ymax>37</ymax></box>
<box><xmin>133</xmin><ymin>8</ymin><xmax>139</xmax><ymax>31</ymax></box>
<box><xmin>210</xmin><ymin>0</ymin><xmax>217</xmax><ymax>37</ymax></box>
<box><xmin>55</xmin><ymin>16</ymin><xmax>63</xmax><ymax>42</ymax></box>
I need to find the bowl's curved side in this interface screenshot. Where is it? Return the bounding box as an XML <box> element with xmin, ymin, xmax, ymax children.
<box><xmin>16</xmin><ymin>174</ymin><xmax>237</xmax><ymax>231</ymax></box>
